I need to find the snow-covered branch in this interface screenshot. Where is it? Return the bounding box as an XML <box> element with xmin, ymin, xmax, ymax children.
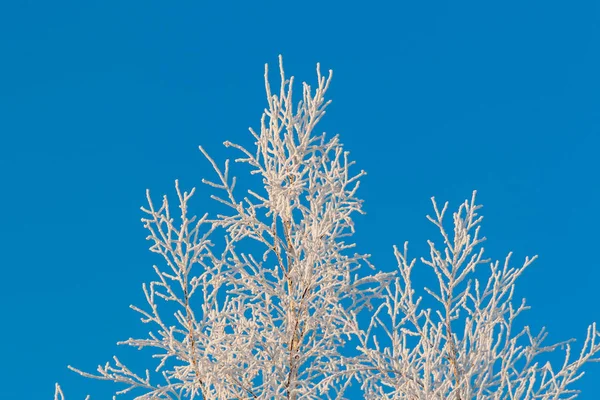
<box><xmin>57</xmin><ymin>57</ymin><xmax>599</xmax><ymax>400</ymax></box>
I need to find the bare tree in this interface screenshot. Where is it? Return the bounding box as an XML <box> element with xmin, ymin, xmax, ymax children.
<box><xmin>57</xmin><ymin>57</ymin><xmax>600</xmax><ymax>399</ymax></box>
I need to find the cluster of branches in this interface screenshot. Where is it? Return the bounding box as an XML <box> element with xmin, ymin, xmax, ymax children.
<box><xmin>56</xmin><ymin>57</ymin><xmax>599</xmax><ymax>399</ymax></box>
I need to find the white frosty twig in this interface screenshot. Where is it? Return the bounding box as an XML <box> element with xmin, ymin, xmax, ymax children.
<box><xmin>56</xmin><ymin>57</ymin><xmax>599</xmax><ymax>400</ymax></box>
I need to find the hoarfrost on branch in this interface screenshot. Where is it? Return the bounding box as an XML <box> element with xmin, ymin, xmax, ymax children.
<box><xmin>57</xmin><ymin>57</ymin><xmax>600</xmax><ymax>399</ymax></box>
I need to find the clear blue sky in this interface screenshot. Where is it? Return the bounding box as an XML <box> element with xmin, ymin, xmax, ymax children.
<box><xmin>1</xmin><ymin>1</ymin><xmax>599</xmax><ymax>398</ymax></box>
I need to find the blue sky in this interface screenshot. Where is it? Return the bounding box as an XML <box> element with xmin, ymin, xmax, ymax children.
<box><xmin>1</xmin><ymin>1</ymin><xmax>599</xmax><ymax>398</ymax></box>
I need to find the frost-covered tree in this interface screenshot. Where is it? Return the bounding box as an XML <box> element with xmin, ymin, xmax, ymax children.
<box><xmin>56</xmin><ymin>57</ymin><xmax>600</xmax><ymax>399</ymax></box>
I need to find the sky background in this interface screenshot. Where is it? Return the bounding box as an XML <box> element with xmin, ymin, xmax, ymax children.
<box><xmin>1</xmin><ymin>0</ymin><xmax>599</xmax><ymax>398</ymax></box>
